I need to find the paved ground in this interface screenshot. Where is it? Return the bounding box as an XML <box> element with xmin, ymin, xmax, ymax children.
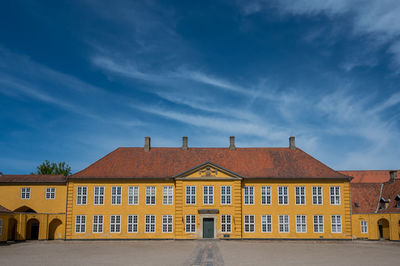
<box><xmin>1</xmin><ymin>240</ymin><xmax>399</xmax><ymax>266</ymax></box>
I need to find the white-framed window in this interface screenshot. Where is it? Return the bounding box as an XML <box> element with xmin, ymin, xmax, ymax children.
<box><xmin>110</xmin><ymin>215</ymin><xmax>121</xmax><ymax>233</ymax></box>
<box><xmin>185</xmin><ymin>215</ymin><xmax>196</xmax><ymax>233</ymax></box>
<box><xmin>312</xmin><ymin>186</ymin><xmax>323</xmax><ymax>205</ymax></box>
<box><xmin>111</xmin><ymin>186</ymin><xmax>122</xmax><ymax>205</ymax></box>
<box><xmin>162</xmin><ymin>215</ymin><xmax>173</xmax><ymax>233</ymax></box>
<box><xmin>279</xmin><ymin>215</ymin><xmax>289</xmax><ymax>233</ymax></box>
<box><xmin>92</xmin><ymin>215</ymin><xmax>103</xmax><ymax>233</ymax></box>
<box><xmin>76</xmin><ymin>186</ymin><xmax>87</xmax><ymax>205</ymax></box>
<box><xmin>203</xmin><ymin>186</ymin><xmax>214</xmax><ymax>205</ymax></box>
<box><xmin>0</xmin><ymin>218</ymin><xmax>3</xmax><ymax>237</ymax></box>
<box><xmin>330</xmin><ymin>187</ymin><xmax>341</xmax><ymax>205</ymax></box>
<box><xmin>295</xmin><ymin>186</ymin><xmax>305</xmax><ymax>205</ymax></box>
<box><xmin>221</xmin><ymin>186</ymin><xmax>231</xmax><ymax>205</ymax></box>
<box><xmin>296</xmin><ymin>215</ymin><xmax>307</xmax><ymax>233</ymax></box>
<box><xmin>261</xmin><ymin>215</ymin><xmax>272</xmax><ymax>233</ymax></box>
<box><xmin>221</xmin><ymin>215</ymin><xmax>232</xmax><ymax>233</ymax></box>
<box><xmin>186</xmin><ymin>186</ymin><xmax>196</xmax><ymax>205</ymax></box>
<box><xmin>45</xmin><ymin>187</ymin><xmax>56</xmax><ymax>199</ymax></box>
<box><xmin>94</xmin><ymin>186</ymin><xmax>104</xmax><ymax>205</ymax></box>
<box><xmin>128</xmin><ymin>186</ymin><xmax>139</xmax><ymax>205</ymax></box>
<box><xmin>313</xmin><ymin>215</ymin><xmax>324</xmax><ymax>233</ymax></box>
<box><xmin>261</xmin><ymin>186</ymin><xmax>271</xmax><ymax>205</ymax></box>
<box><xmin>145</xmin><ymin>186</ymin><xmax>156</xmax><ymax>205</ymax></box>
<box><xmin>244</xmin><ymin>186</ymin><xmax>254</xmax><ymax>205</ymax></box>
<box><xmin>75</xmin><ymin>215</ymin><xmax>86</xmax><ymax>233</ymax></box>
<box><xmin>163</xmin><ymin>186</ymin><xmax>173</xmax><ymax>205</ymax></box>
<box><xmin>361</xmin><ymin>220</ymin><xmax>368</xmax><ymax>233</ymax></box>
<box><xmin>145</xmin><ymin>215</ymin><xmax>156</xmax><ymax>233</ymax></box>
<box><xmin>331</xmin><ymin>215</ymin><xmax>342</xmax><ymax>233</ymax></box>
<box><xmin>244</xmin><ymin>215</ymin><xmax>255</xmax><ymax>232</ymax></box>
<box><xmin>127</xmin><ymin>215</ymin><xmax>138</xmax><ymax>233</ymax></box>
<box><xmin>278</xmin><ymin>186</ymin><xmax>288</xmax><ymax>205</ymax></box>
<box><xmin>21</xmin><ymin>187</ymin><xmax>31</xmax><ymax>199</ymax></box>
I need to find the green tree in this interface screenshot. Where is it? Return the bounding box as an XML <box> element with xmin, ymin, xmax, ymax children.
<box><xmin>31</xmin><ymin>160</ymin><xmax>72</xmax><ymax>176</ymax></box>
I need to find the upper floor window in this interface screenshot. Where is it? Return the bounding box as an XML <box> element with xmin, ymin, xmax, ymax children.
<box><xmin>21</xmin><ymin>187</ymin><xmax>30</xmax><ymax>199</ymax></box>
<box><xmin>244</xmin><ymin>186</ymin><xmax>254</xmax><ymax>205</ymax></box>
<box><xmin>163</xmin><ymin>186</ymin><xmax>173</xmax><ymax>205</ymax></box>
<box><xmin>186</xmin><ymin>186</ymin><xmax>196</xmax><ymax>205</ymax></box>
<box><xmin>111</xmin><ymin>186</ymin><xmax>122</xmax><ymax>205</ymax></box>
<box><xmin>312</xmin><ymin>186</ymin><xmax>323</xmax><ymax>205</ymax></box>
<box><xmin>295</xmin><ymin>186</ymin><xmax>305</xmax><ymax>205</ymax></box>
<box><xmin>128</xmin><ymin>186</ymin><xmax>139</xmax><ymax>205</ymax></box>
<box><xmin>220</xmin><ymin>186</ymin><xmax>231</xmax><ymax>205</ymax></box>
<box><xmin>261</xmin><ymin>186</ymin><xmax>271</xmax><ymax>205</ymax></box>
<box><xmin>330</xmin><ymin>187</ymin><xmax>341</xmax><ymax>205</ymax></box>
<box><xmin>45</xmin><ymin>187</ymin><xmax>56</xmax><ymax>199</ymax></box>
<box><xmin>278</xmin><ymin>186</ymin><xmax>288</xmax><ymax>205</ymax></box>
<box><xmin>146</xmin><ymin>186</ymin><xmax>156</xmax><ymax>205</ymax></box>
<box><xmin>94</xmin><ymin>186</ymin><xmax>104</xmax><ymax>205</ymax></box>
<box><xmin>203</xmin><ymin>186</ymin><xmax>214</xmax><ymax>205</ymax></box>
<box><xmin>76</xmin><ymin>186</ymin><xmax>87</xmax><ymax>205</ymax></box>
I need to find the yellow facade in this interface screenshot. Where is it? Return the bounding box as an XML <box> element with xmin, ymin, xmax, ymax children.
<box><xmin>352</xmin><ymin>213</ymin><xmax>400</xmax><ymax>241</ymax></box>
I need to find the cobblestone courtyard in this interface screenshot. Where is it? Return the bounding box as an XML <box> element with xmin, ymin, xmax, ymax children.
<box><xmin>1</xmin><ymin>240</ymin><xmax>399</xmax><ymax>266</ymax></box>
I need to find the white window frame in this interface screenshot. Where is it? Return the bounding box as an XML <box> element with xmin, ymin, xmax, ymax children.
<box><xmin>94</xmin><ymin>186</ymin><xmax>104</xmax><ymax>205</ymax></box>
<box><xmin>163</xmin><ymin>186</ymin><xmax>173</xmax><ymax>205</ymax></box>
<box><xmin>185</xmin><ymin>215</ymin><xmax>196</xmax><ymax>233</ymax></box>
<box><xmin>128</xmin><ymin>186</ymin><xmax>139</xmax><ymax>205</ymax></box>
<box><xmin>185</xmin><ymin>186</ymin><xmax>196</xmax><ymax>205</ymax></box>
<box><xmin>313</xmin><ymin>215</ymin><xmax>324</xmax><ymax>233</ymax></box>
<box><xmin>261</xmin><ymin>186</ymin><xmax>271</xmax><ymax>205</ymax></box>
<box><xmin>76</xmin><ymin>186</ymin><xmax>87</xmax><ymax>205</ymax></box>
<box><xmin>295</xmin><ymin>186</ymin><xmax>305</xmax><ymax>205</ymax></box>
<box><xmin>331</xmin><ymin>215</ymin><xmax>342</xmax><ymax>233</ymax></box>
<box><xmin>279</xmin><ymin>215</ymin><xmax>289</xmax><ymax>233</ymax></box>
<box><xmin>312</xmin><ymin>186</ymin><xmax>323</xmax><ymax>205</ymax></box>
<box><xmin>361</xmin><ymin>220</ymin><xmax>368</xmax><ymax>234</ymax></box>
<box><xmin>296</xmin><ymin>215</ymin><xmax>307</xmax><ymax>233</ymax></box>
<box><xmin>261</xmin><ymin>215</ymin><xmax>272</xmax><ymax>233</ymax></box>
<box><xmin>221</xmin><ymin>186</ymin><xmax>231</xmax><ymax>205</ymax></box>
<box><xmin>221</xmin><ymin>215</ymin><xmax>232</xmax><ymax>233</ymax></box>
<box><xmin>145</xmin><ymin>186</ymin><xmax>156</xmax><ymax>205</ymax></box>
<box><xmin>127</xmin><ymin>215</ymin><xmax>138</xmax><ymax>233</ymax></box>
<box><xmin>330</xmin><ymin>186</ymin><xmax>341</xmax><ymax>205</ymax></box>
<box><xmin>92</xmin><ymin>215</ymin><xmax>103</xmax><ymax>233</ymax></box>
<box><xmin>145</xmin><ymin>215</ymin><xmax>156</xmax><ymax>233</ymax></box>
<box><xmin>45</xmin><ymin>187</ymin><xmax>56</xmax><ymax>199</ymax></box>
<box><xmin>21</xmin><ymin>187</ymin><xmax>31</xmax><ymax>199</ymax></box>
<box><xmin>111</xmin><ymin>186</ymin><xmax>122</xmax><ymax>205</ymax></box>
<box><xmin>162</xmin><ymin>215</ymin><xmax>173</xmax><ymax>233</ymax></box>
<box><xmin>244</xmin><ymin>186</ymin><xmax>254</xmax><ymax>205</ymax></box>
<box><xmin>203</xmin><ymin>186</ymin><xmax>214</xmax><ymax>205</ymax></box>
<box><xmin>244</xmin><ymin>215</ymin><xmax>255</xmax><ymax>233</ymax></box>
<box><xmin>75</xmin><ymin>215</ymin><xmax>86</xmax><ymax>233</ymax></box>
<box><xmin>110</xmin><ymin>215</ymin><xmax>121</xmax><ymax>233</ymax></box>
<box><xmin>278</xmin><ymin>186</ymin><xmax>288</xmax><ymax>205</ymax></box>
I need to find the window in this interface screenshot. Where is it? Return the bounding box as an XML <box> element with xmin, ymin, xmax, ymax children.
<box><xmin>221</xmin><ymin>215</ymin><xmax>232</xmax><ymax>233</ymax></box>
<box><xmin>145</xmin><ymin>215</ymin><xmax>156</xmax><ymax>233</ymax></box>
<box><xmin>331</xmin><ymin>215</ymin><xmax>342</xmax><ymax>233</ymax></box>
<box><xmin>261</xmin><ymin>215</ymin><xmax>272</xmax><ymax>233</ymax></box>
<box><xmin>127</xmin><ymin>215</ymin><xmax>138</xmax><ymax>233</ymax></box>
<box><xmin>92</xmin><ymin>215</ymin><xmax>103</xmax><ymax>233</ymax></box>
<box><xmin>21</xmin><ymin>187</ymin><xmax>30</xmax><ymax>199</ymax></box>
<box><xmin>296</xmin><ymin>215</ymin><xmax>307</xmax><ymax>233</ymax></box>
<box><xmin>94</xmin><ymin>186</ymin><xmax>104</xmax><ymax>205</ymax></box>
<box><xmin>361</xmin><ymin>220</ymin><xmax>368</xmax><ymax>233</ymax></box>
<box><xmin>111</xmin><ymin>186</ymin><xmax>122</xmax><ymax>205</ymax></box>
<box><xmin>203</xmin><ymin>186</ymin><xmax>214</xmax><ymax>205</ymax></box>
<box><xmin>110</xmin><ymin>215</ymin><xmax>121</xmax><ymax>233</ymax></box>
<box><xmin>312</xmin><ymin>186</ymin><xmax>323</xmax><ymax>205</ymax></box>
<box><xmin>261</xmin><ymin>186</ymin><xmax>271</xmax><ymax>205</ymax></box>
<box><xmin>185</xmin><ymin>215</ymin><xmax>196</xmax><ymax>233</ymax></box>
<box><xmin>244</xmin><ymin>215</ymin><xmax>255</xmax><ymax>232</ymax></box>
<box><xmin>313</xmin><ymin>215</ymin><xmax>324</xmax><ymax>233</ymax></box>
<box><xmin>244</xmin><ymin>186</ymin><xmax>254</xmax><ymax>205</ymax></box>
<box><xmin>221</xmin><ymin>186</ymin><xmax>231</xmax><ymax>205</ymax></box>
<box><xmin>45</xmin><ymin>187</ymin><xmax>56</xmax><ymax>199</ymax></box>
<box><xmin>186</xmin><ymin>186</ymin><xmax>196</xmax><ymax>205</ymax></box>
<box><xmin>162</xmin><ymin>215</ymin><xmax>173</xmax><ymax>233</ymax></box>
<box><xmin>330</xmin><ymin>187</ymin><xmax>341</xmax><ymax>205</ymax></box>
<box><xmin>128</xmin><ymin>186</ymin><xmax>139</xmax><ymax>205</ymax></box>
<box><xmin>75</xmin><ymin>215</ymin><xmax>86</xmax><ymax>233</ymax></box>
<box><xmin>145</xmin><ymin>186</ymin><xmax>156</xmax><ymax>205</ymax></box>
<box><xmin>295</xmin><ymin>186</ymin><xmax>305</xmax><ymax>205</ymax></box>
<box><xmin>0</xmin><ymin>219</ymin><xmax>3</xmax><ymax>237</ymax></box>
<box><xmin>279</xmin><ymin>215</ymin><xmax>289</xmax><ymax>233</ymax></box>
<box><xmin>278</xmin><ymin>186</ymin><xmax>288</xmax><ymax>205</ymax></box>
<box><xmin>163</xmin><ymin>186</ymin><xmax>173</xmax><ymax>205</ymax></box>
<box><xmin>76</xmin><ymin>186</ymin><xmax>87</xmax><ymax>205</ymax></box>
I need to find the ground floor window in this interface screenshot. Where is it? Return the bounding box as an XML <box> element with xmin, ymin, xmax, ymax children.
<box><xmin>313</xmin><ymin>215</ymin><xmax>324</xmax><ymax>233</ymax></box>
<box><xmin>261</xmin><ymin>215</ymin><xmax>272</xmax><ymax>233</ymax></box>
<box><xmin>162</xmin><ymin>215</ymin><xmax>173</xmax><ymax>233</ymax></box>
<box><xmin>185</xmin><ymin>215</ymin><xmax>196</xmax><ymax>233</ymax></box>
<box><xmin>110</xmin><ymin>215</ymin><xmax>121</xmax><ymax>233</ymax></box>
<box><xmin>75</xmin><ymin>215</ymin><xmax>86</xmax><ymax>233</ymax></box>
<box><xmin>92</xmin><ymin>215</ymin><xmax>103</xmax><ymax>233</ymax></box>
<box><xmin>244</xmin><ymin>215</ymin><xmax>255</xmax><ymax>232</ymax></box>
<box><xmin>279</xmin><ymin>215</ymin><xmax>289</xmax><ymax>233</ymax></box>
<box><xmin>145</xmin><ymin>215</ymin><xmax>156</xmax><ymax>233</ymax></box>
<box><xmin>296</xmin><ymin>215</ymin><xmax>307</xmax><ymax>233</ymax></box>
<box><xmin>221</xmin><ymin>215</ymin><xmax>231</xmax><ymax>233</ymax></box>
<box><xmin>331</xmin><ymin>215</ymin><xmax>342</xmax><ymax>233</ymax></box>
<box><xmin>361</xmin><ymin>220</ymin><xmax>368</xmax><ymax>233</ymax></box>
<box><xmin>128</xmin><ymin>215</ymin><xmax>138</xmax><ymax>233</ymax></box>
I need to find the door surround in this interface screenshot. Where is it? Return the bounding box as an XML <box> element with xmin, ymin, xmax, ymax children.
<box><xmin>200</xmin><ymin>214</ymin><xmax>217</xmax><ymax>239</ymax></box>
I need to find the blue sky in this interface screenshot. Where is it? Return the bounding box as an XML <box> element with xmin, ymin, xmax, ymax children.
<box><xmin>0</xmin><ymin>0</ymin><xmax>399</xmax><ymax>174</ymax></box>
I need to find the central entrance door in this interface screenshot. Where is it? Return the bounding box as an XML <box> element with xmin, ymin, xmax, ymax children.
<box><xmin>203</xmin><ymin>218</ymin><xmax>214</xmax><ymax>238</ymax></box>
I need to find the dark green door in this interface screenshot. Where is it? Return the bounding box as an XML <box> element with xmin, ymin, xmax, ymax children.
<box><xmin>203</xmin><ymin>218</ymin><xmax>214</xmax><ymax>238</ymax></box>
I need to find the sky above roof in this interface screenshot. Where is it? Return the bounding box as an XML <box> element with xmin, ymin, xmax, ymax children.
<box><xmin>0</xmin><ymin>0</ymin><xmax>399</xmax><ymax>174</ymax></box>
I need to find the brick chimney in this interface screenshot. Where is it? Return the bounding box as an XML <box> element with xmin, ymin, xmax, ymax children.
<box><xmin>182</xmin><ymin>136</ymin><xmax>188</xmax><ymax>150</ymax></box>
<box><xmin>389</xmin><ymin>170</ymin><xmax>397</xmax><ymax>183</ymax></box>
<box><xmin>144</xmin><ymin>136</ymin><xmax>151</xmax><ymax>151</ymax></box>
<box><xmin>289</xmin><ymin>136</ymin><xmax>296</xmax><ymax>150</ymax></box>
<box><xmin>229</xmin><ymin>136</ymin><xmax>236</xmax><ymax>150</ymax></box>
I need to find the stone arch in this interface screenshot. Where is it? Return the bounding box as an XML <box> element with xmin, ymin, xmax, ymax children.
<box><xmin>48</xmin><ymin>218</ymin><xmax>62</xmax><ymax>240</ymax></box>
<box><xmin>26</xmin><ymin>218</ymin><xmax>40</xmax><ymax>240</ymax></box>
<box><xmin>377</xmin><ymin>218</ymin><xmax>390</xmax><ymax>240</ymax></box>
<box><xmin>7</xmin><ymin>218</ymin><xmax>18</xmax><ymax>241</ymax></box>
<box><xmin>14</xmin><ymin>206</ymin><xmax>37</xmax><ymax>213</ymax></box>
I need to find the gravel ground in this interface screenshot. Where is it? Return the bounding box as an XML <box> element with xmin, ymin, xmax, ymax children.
<box><xmin>0</xmin><ymin>240</ymin><xmax>399</xmax><ymax>266</ymax></box>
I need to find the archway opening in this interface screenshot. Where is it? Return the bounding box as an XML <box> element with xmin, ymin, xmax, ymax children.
<box><xmin>26</xmin><ymin>218</ymin><xmax>40</xmax><ymax>240</ymax></box>
<box><xmin>14</xmin><ymin>206</ymin><xmax>37</xmax><ymax>213</ymax></box>
<box><xmin>378</xmin><ymin>218</ymin><xmax>390</xmax><ymax>240</ymax></box>
<box><xmin>48</xmin><ymin>219</ymin><xmax>62</xmax><ymax>240</ymax></box>
<box><xmin>8</xmin><ymin>218</ymin><xmax>18</xmax><ymax>241</ymax></box>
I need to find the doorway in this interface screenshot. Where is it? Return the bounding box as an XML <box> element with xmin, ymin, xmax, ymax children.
<box><xmin>26</xmin><ymin>219</ymin><xmax>40</xmax><ymax>240</ymax></box>
<box><xmin>203</xmin><ymin>218</ymin><xmax>214</xmax><ymax>238</ymax></box>
<box><xmin>378</xmin><ymin>218</ymin><xmax>390</xmax><ymax>240</ymax></box>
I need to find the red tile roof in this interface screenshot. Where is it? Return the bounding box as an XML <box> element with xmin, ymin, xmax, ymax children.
<box><xmin>71</xmin><ymin>147</ymin><xmax>349</xmax><ymax>179</ymax></box>
<box><xmin>339</xmin><ymin>170</ymin><xmax>390</xmax><ymax>183</ymax></box>
<box><xmin>351</xmin><ymin>183</ymin><xmax>382</xmax><ymax>214</ymax></box>
<box><xmin>0</xmin><ymin>205</ymin><xmax>12</xmax><ymax>213</ymax></box>
<box><xmin>0</xmin><ymin>175</ymin><xmax>66</xmax><ymax>183</ymax></box>
<box><xmin>377</xmin><ymin>179</ymin><xmax>400</xmax><ymax>213</ymax></box>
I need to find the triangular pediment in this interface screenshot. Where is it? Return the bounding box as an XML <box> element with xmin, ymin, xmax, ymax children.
<box><xmin>173</xmin><ymin>161</ymin><xmax>243</xmax><ymax>179</ymax></box>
